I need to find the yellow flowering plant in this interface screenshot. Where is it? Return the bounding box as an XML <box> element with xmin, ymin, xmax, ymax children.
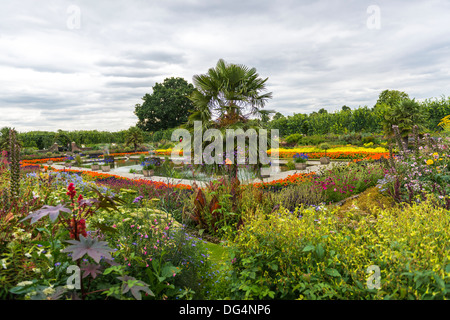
<box><xmin>227</xmin><ymin>199</ymin><xmax>450</xmax><ymax>300</ymax></box>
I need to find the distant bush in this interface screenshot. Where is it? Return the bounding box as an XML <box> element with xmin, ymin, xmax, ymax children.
<box><xmin>284</xmin><ymin>133</ymin><xmax>303</xmax><ymax>145</ymax></box>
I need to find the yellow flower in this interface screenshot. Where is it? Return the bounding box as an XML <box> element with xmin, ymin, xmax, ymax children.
<box><xmin>426</xmin><ymin>159</ymin><xmax>434</xmax><ymax>165</ymax></box>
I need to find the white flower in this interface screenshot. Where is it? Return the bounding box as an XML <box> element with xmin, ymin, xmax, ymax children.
<box><xmin>25</xmin><ymin>253</ymin><xmax>32</xmax><ymax>258</ymax></box>
<box><xmin>1</xmin><ymin>259</ymin><xmax>7</xmax><ymax>269</ymax></box>
<box><xmin>24</xmin><ymin>291</ymin><xmax>37</xmax><ymax>300</ymax></box>
<box><xmin>45</xmin><ymin>253</ymin><xmax>52</xmax><ymax>260</ymax></box>
<box><xmin>43</xmin><ymin>286</ymin><xmax>55</xmax><ymax>296</ymax></box>
<box><xmin>17</xmin><ymin>281</ymin><xmax>33</xmax><ymax>287</ymax></box>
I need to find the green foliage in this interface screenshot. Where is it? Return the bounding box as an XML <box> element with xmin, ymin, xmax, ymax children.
<box><xmin>286</xmin><ymin>160</ymin><xmax>295</xmax><ymax>170</ymax></box>
<box><xmin>423</xmin><ymin>96</ymin><xmax>450</xmax><ymax>130</ymax></box>
<box><xmin>375</xmin><ymin>89</ymin><xmax>410</xmax><ymax>108</ymax></box>
<box><xmin>125</xmin><ymin>126</ymin><xmax>144</xmax><ymax>152</ymax></box>
<box><xmin>284</xmin><ymin>133</ymin><xmax>303</xmax><ymax>145</ymax></box>
<box><xmin>270</xmin><ymin>183</ymin><xmax>325</xmax><ymax>212</ymax></box>
<box><xmin>227</xmin><ymin>199</ymin><xmax>450</xmax><ymax>300</ymax></box>
<box><xmin>96</xmin><ymin>205</ymin><xmax>214</xmax><ymax>299</ymax></box>
<box><xmin>382</xmin><ymin>98</ymin><xmax>428</xmax><ymax>141</ymax></box>
<box><xmin>8</xmin><ymin>129</ymin><xmax>21</xmax><ymax>201</ymax></box>
<box><xmin>187</xmin><ymin>58</ymin><xmax>272</xmax><ymax>129</ymax></box>
<box><xmin>135</xmin><ymin>77</ymin><xmax>195</xmax><ymax>132</ymax></box>
<box><xmin>315</xmin><ymin>162</ymin><xmax>385</xmax><ymax>203</ymax></box>
<box><xmin>186</xmin><ymin>177</ymin><xmax>243</xmax><ymax>238</ymax></box>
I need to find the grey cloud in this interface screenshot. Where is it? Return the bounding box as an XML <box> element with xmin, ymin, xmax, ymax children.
<box><xmin>0</xmin><ymin>95</ymin><xmax>78</xmax><ymax>110</ymax></box>
<box><xmin>105</xmin><ymin>79</ymin><xmax>154</xmax><ymax>89</ymax></box>
<box><xmin>102</xmin><ymin>70</ymin><xmax>162</xmax><ymax>78</ymax></box>
<box><xmin>122</xmin><ymin>50</ymin><xmax>186</xmax><ymax>65</ymax></box>
<box><xmin>1</xmin><ymin>0</ymin><xmax>449</xmax><ymax>131</ymax></box>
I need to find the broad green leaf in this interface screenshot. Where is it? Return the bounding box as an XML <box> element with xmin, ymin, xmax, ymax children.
<box><xmin>161</xmin><ymin>263</ymin><xmax>178</xmax><ymax>278</ymax></box>
<box><xmin>325</xmin><ymin>268</ymin><xmax>341</xmax><ymax>277</ymax></box>
<box><xmin>445</xmin><ymin>264</ymin><xmax>450</xmax><ymax>274</ymax></box>
<box><xmin>315</xmin><ymin>244</ymin><xmax>325</xmax><ymax>259</ymax></box>
<box><xmin>433</xmin><ymin>274</ymin><xmax>445</xmax><ymax>289</ymax></box>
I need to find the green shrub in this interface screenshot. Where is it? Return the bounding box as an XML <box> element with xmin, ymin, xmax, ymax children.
<box><xmin>300</xmin><ymin>135</ymin><xmax>326</xmax><ymax>146</ymax></box>
<box><xmin>158</xmin><ymin>142</ymin><xmax>175</xmax><ymax>150</ymax></box>
<box><xmin>314</xmin><ymin>162</ymin><xmax>385</xmax><ymax>203</ymax></box>
<box><xmin>284</xmin><ymin>133</ymin><xmax>302</xmax><ymax>145</ymax></box>
<box><xmin>286</xmin><ymin>160</ymin><xmax>295</xmax><ymax>170</ymax></box>
<box><xmin>227</xmin><ymin>199</ymin><xmax>450</xmax><ymax>300</ymax></box>
<box><xmin>270</xmin><ymin>182</ymin><xmax>325</xmax><ymax>212</ymax></box>
<box><xmin>97</xmin><ymin>206</ymin><xmax>214</xmax><ymax>299</ymax></box>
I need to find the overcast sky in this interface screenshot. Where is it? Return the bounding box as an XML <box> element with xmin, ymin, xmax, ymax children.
<box><xmin>1</xmin><ymin>0</ymin><xmax>449</xmax><ymax>132</ymax></box>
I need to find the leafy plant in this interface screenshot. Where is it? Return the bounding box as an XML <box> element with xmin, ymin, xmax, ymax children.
<box><xmin>319</xmin><ymin>143</ymin><xmax>330</xmax><ymax>157</ymax></box>
<box><xmin>16</xmin><ymin>182</ymin><xmax>134</xmax><ymax>300</ymax></box>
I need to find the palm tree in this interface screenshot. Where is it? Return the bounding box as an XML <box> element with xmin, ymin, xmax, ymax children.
<box><xmin>187</xmin><ymin>59</ymin><xmax>273</xmax><ymax>130</ymax></box>
<box><xmin>125</xmin><ymin>126</ymin><xmax>144</xmax><ymax>152</ymax></box>
<box><xmin>186</xmin><ymin>59</ymin><xmax>273</xmax><ymax>178</ymax></box>
<box><xmin>382</xmin><ymin>98</ymin><xmax>427</xmax><ymax>146</ymax></box>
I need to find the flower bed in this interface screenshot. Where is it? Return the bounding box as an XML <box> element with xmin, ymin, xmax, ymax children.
<box><xmin>252</xmin><ymin>172</ymin><xmax>316</xmax><ymax>190</ymax></box>
<box><xmin>153</xmin><ymin>146</ymin><xmax>391</xmax><ymax>161</ymax></box>
<box><xmin>40</xmin><ymin>165</ymin><xmax>193</xmax><ymax>190</ymax></box>
<box><xmin>269</xmin><ymin>147</ymin><xmax>390</xmax><ymax>161</ymax></box>
<box><xmin>20</xmin><ymin>157</ymin><xmax>66</xmax><ymax>165</ymax></box>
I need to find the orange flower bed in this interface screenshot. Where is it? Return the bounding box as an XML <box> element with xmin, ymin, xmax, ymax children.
<box><xmin>21</xmin><ymin>157</ymin><xmax>66</xmax><ymax>164</ymax></box>
<box><xmin>271</xmin><ymin>150</ymin><xmax>390</xmax><ymax>161</ymax></box>
<box><xmin>251</xmin><ymin>172</ymin><xmax>316</xmax><ymax>189</ymax></box>
<box><xmin>41</xmin><ymin>165</ymin><xmax>192</xmax><ymax>190</ymax></box>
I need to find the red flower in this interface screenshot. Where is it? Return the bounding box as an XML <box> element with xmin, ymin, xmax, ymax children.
<box><xmin>69</xmin><ymin>218</ymin><xmax>87</xmax><ymax>239</ymax></box>
<box><xmin>66</xmin><ymin>183</ymin><xmax>76</xmax><ymax>199</ymax></box>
